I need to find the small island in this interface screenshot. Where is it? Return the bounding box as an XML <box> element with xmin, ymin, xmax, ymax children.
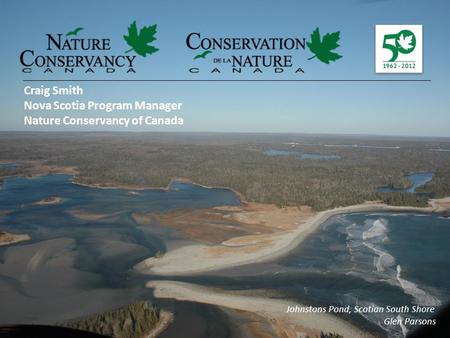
<box><xmin>0</xmin><ymin>231</ymin><xmax>31</xmax><ymax>246</ymax></box>
<box><xmin>33</xmin><ymin>196</ymin><xmax>63</xmax><ymax>206</ymax></box>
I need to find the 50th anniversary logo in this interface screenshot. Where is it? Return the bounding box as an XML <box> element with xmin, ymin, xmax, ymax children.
<box><xmin>19</xmin><ymin>21</ymin><xmax>159</xmax><ymax>74</ymax></box>
<box><xmin>18</xmin><ymin>22</ymin><xmax>343</xmax><ymax>76</ymax></box>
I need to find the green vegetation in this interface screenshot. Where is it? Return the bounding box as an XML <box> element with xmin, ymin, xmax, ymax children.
<box><xmin>1</xmin><ymin>132</ymin><xmax>450</xmax><ymax>210</ymax></box>
<box><xmin>63</xmin><ymin>301</ymin><xmax>159</xmax><ymax>338</ymax></box>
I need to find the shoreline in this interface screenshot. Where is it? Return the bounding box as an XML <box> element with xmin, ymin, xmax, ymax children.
<box><xmin>144</xmin><ymin>201</ymin><xmax>449</xmax><ymax>337</ymax></box>
<box><xmin>71</xmin><ymin>179</ymin><xmax>170</xmax><ymax>192</ymax></box>
<box><xmin>145</xmin><ymin>310</ymin><xmax>174</xmax><ymax>338</ymax></box>
<box><xmin>136</xmin><ymin>199</ymin><xmax>449</xmax><ymax>276</ymax></box>
<box><xmin>2</xmin><ymin>164</ymin><xmax>449</xmax><ymax>337</ymax></box>
<box><xmin>0</xmin><ymin>161</ymin><xmax>246</xmax><ymax>202</ymax></box>
<box><xmin>147</xmin><ymin>280</ymin><xmax>375</xmax><ymax>338</ymax></box>
<box><xmin>169</xmin><ymin>177</ymin><xmax>249</xmax><ymax>203</ymax></box>
<box><xmin>71</xmin><ymin>176</ymin><xmax>248</xmax><ymax>204</ymax></box>
<box><xmin>3</xmin><ymin>166</ymin><xmax>449</xmax><ymax>276</ymax></box>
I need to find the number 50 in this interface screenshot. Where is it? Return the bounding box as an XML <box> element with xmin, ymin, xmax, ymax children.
<box><xmin>382</xmin><ymin>34</ymin><xmax>399</xmax><ymax>62</ymax></box>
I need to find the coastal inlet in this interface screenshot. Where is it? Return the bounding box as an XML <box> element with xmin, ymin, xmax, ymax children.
<box><xmin>1</xmin><ymin>171</ymin><xmax>449</xmax><ymax>338</ymax></box>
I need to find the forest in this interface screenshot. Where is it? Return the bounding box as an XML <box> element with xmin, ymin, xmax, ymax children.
<box><xmin>1</xmin><ymin>132</ymin><xmax>449</xmax><ymax>210</ymax></box>
<box><xmin>63</xmin><ymin>301</ymin><xmax>159</xmax><ymax>338</ymax></box>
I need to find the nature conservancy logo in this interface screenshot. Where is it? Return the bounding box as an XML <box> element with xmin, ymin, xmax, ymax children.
<box><xmin>186</xmin><ymin>27</ymin><xmax>342</xmax><ymax>75</ymax></box>
<box><xmin>19</xmin><ymin>23</ymin><xmax>343</xmax><ymax>77</ymax></box>
<box><xmin>375</xmin><ymin>25</ymin><xmax>423</xmax><ymax>74</ymax></box>
<box><xmin>19</xmin><ymin>21</ymin><xmax>158</xmax><ymax>74</ymax></box>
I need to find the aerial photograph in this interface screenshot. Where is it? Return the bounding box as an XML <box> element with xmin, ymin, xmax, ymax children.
<box><xmin>1</xmin><ymin>0</ymin><xmax>450</xmax><ymax>338</ymax></box>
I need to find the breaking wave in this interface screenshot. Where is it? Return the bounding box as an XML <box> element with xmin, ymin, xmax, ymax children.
<box><xmin>364</xmin><ymin>242</ymin><xmax>395</xmax><ymax>272</ymax></box>
<box><xmin>345</xmin><ymin>217</ymin><xmax>442</xmax><ymax>308</ymax></box>
<box><xmin>362</xmin><ymin>219</ymin><xmax>388</xmax><ymax>241</ymax></box>
<box><xmin>396</xmin><ymin>265</ymin><xmax>441</xmax><ymax>307</ymax></box>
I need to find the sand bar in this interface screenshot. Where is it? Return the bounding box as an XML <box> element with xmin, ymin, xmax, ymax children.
<box><xmin>148</xmin><ymin>280</ymin><xmax>374</xmax><ymax>338</ymax></box>
<box><xmin>136</xmin><ymin>200</ymin><xmax>449</xmax><ymax>276</ymax></box>
<box><xmin>0</xmin><ymin>231</ymin><xmax>30</xmax><ymax>246</ymax></box>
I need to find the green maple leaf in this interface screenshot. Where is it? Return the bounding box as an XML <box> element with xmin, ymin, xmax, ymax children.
<box><xmin>307</xmin><ymin>27</ymin><xmax>342</xmax><ymax>64</ymax></box>
<box><xmin>123</xmin><ymin>21</ymin><xmax>159</xmax><ymax>57</ymax></box>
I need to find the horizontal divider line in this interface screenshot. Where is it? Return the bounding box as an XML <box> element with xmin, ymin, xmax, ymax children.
<box><xmin>22</xmin><ymin>79</ymin><xmax>431</xmax><ymax>82</ymax></box>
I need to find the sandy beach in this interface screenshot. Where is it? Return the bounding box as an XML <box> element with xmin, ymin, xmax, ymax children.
<box><xmin>143</xmin><ymin>200</ymin><xmax>450</xmax><ymax>337</ymax></box>
<box><xmin>136</xmin><ymin>199</ymin><xmax>449</xmax><ymax>276</ymax></box>
<box><xmin>148</xmin><ymin>280</ymin><xmax>374</xmax><ymax>338</ymax></box>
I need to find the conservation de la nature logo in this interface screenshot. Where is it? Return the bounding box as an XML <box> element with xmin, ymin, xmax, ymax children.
<box><xmin>186</xmin><ymin>27</ymin><xmax>342</xmax><ymax>75</ymax></box>
<box><xmin>19</xmin><ymin>23</ymin><xmax>343</xmax><ymax>76</ymax></box>
<box><xmin>19</xmin><ymin>21</ymin><xmax>159</xmax><ymax>74</ymax></box>
<box><xmin>375</xmin><ymin>25</ymin><xmax>423</xmax><ymax>74</ymax></box>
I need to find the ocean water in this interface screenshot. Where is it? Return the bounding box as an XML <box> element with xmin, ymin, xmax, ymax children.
<box><xmin>278</xmin><ymin>212</ymin><xmax>450</xmax><ymax>337</ymax></box>
<box><xmin>0</xmin><ymin>174</ymin><xmax>239</xmax><ymax>329</ymax></box>
<box><xmin>184</xmin><ymin>212</ymin><xmax>450</xmax><ymax>337</ymax></box>
<box><xmin>268</xmin><ymin>213</ymin><xmax>450</xmax><ymax>337</ymax></box>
